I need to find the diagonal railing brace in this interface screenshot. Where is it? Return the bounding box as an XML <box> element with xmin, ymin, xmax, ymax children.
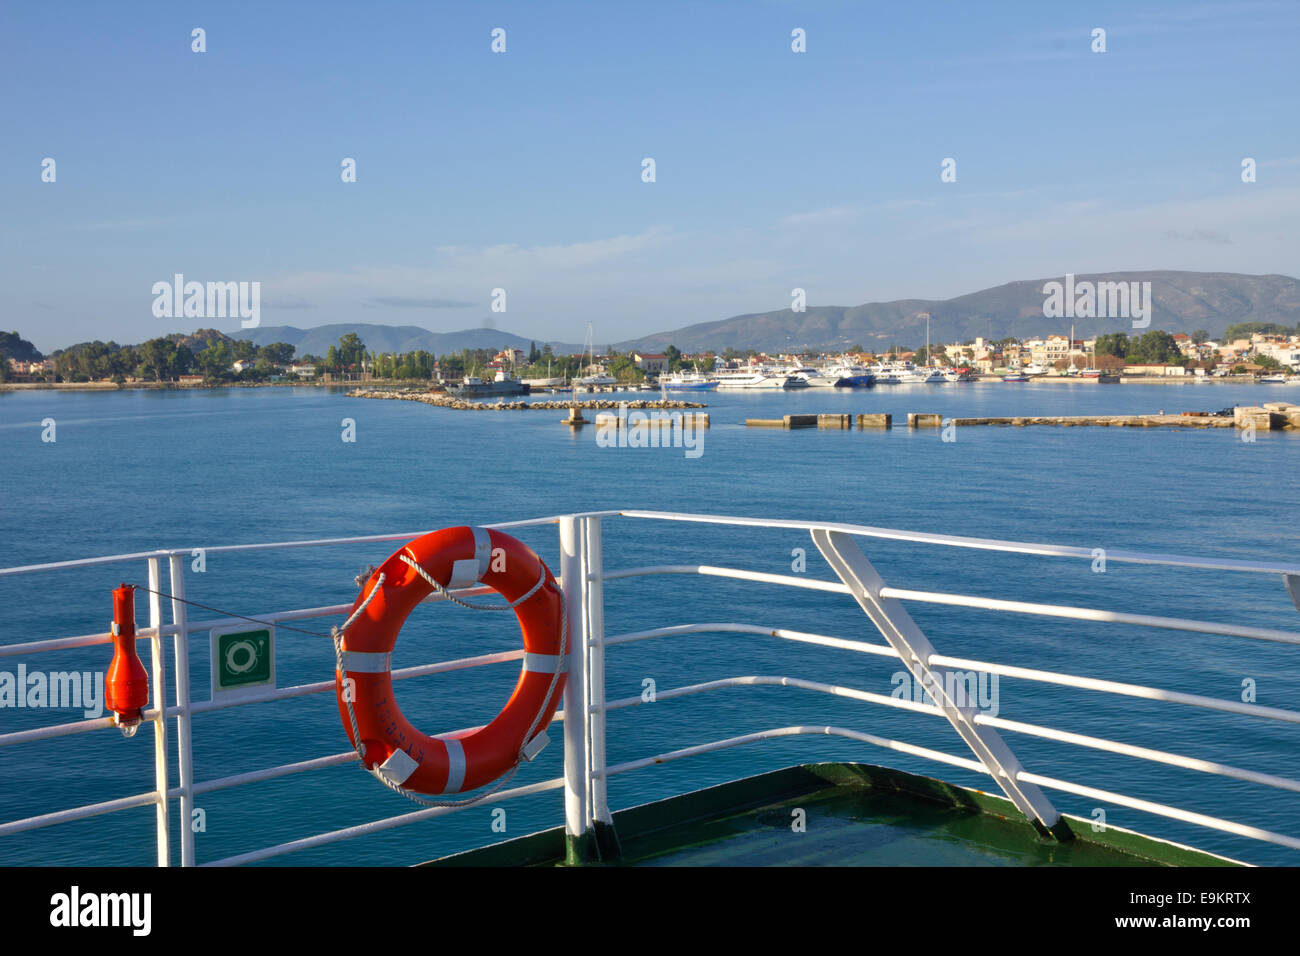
<box><xmin>812</xmin><ymin>529</ymin><xmax>1070</xmax><ymax>840</ymax></box>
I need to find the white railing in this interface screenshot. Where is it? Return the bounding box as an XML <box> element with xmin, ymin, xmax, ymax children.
<box><xmin>1</xmin><ymin>510</ymin><xmax>1298</xmax><ymax>865</ymax></box>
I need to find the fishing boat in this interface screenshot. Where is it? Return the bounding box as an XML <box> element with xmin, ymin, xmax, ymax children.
<box><xmin>3</xmin><ymin>510</ymin><xmax>1296</xmax><ymax>868</ymax></box>
<box><xmin>447</xmin><ymin>370</ymin><xmax>531</xmax><ymax>398</ymax></box>
<box><xmin>1002</xmin><ymin>372</ymin><xmax>1029</xmax><ymax>383</ymax></box>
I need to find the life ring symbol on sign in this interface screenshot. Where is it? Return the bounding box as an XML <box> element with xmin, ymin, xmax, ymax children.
<box><xmin>334</xmin><ymin>526</ymin><xmax>567</xmax><ymax>798</ymax></box>
<box><xmin>225</xmin><ymin>639</ymin><xmax>258</xmax><ymax>675</ymax></box>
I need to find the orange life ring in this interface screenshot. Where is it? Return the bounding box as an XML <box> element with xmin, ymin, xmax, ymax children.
<box><xmin>335</xmin><ymin>526</ymin><xmax>566</xmax><ymax>795</ymax></box>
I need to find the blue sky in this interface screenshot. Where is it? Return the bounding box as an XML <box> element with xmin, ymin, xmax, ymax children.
<box><xmin>2</xmin><ymin>0</ymin><xmax>1298</xmax><ymax>352</ymax></box>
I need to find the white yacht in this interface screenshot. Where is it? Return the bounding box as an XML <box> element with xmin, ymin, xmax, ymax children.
<box><xmin>713</xmin><ymin>369</ymin><xmax>798</xmax><ymax>389</ymax></box>
<box><xmin>801</xmin><ymin>365</ymin><xmax>876</xmax><ymax>387</ymax></box>
<box><xmin>575</xmin><ymin>321</ymin><xmax>619</xmax><ymax>388</ymax></box>
<box><xmin>867</xmin><ymin>361</ymin><xmax>929</xmax><ymax>384</ymax></box>
<box><xmin>575</xmin><ymin>372</ymin><xmax>619</xmax><ymax>388</ymax></box>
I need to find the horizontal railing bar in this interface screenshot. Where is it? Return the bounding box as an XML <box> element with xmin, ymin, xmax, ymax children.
<box><xmin>604</xmin><ymin>622</ymin><xmax>900</xmax><ymax>657</ymax></box>
<box><xmin>184</xmin><ymin>752</ymin><xmax>359</xmax><ymax>797</ymax></box>
<box><xmin>600</xmin><ymin>725</ymin><xmax>988</xmax><ymax>779</ymax></box>
<box><xmin>0</xmin><ymin>629</ymin><xmax>156</xmax><ymax>659</ymax></box>
<box><xmin>928</xmin><ymin>653</ymin><xmax>1300</xmax><ymax>725</ymax></box>
<box><xmin>605</xmin><ymin>621</ymin><xmax>1300</xmax><ymax>721</ymax></box>
<box><xmin>9</xmin><ymin>507</ymin><xmax>1291</xmax><ymax>582</ymax></box>
<box><xmin>0</xmin><ymin>713</ymin><xmax>126</xmax><ymax>748</ymax></box>
<box><xmin>0</xmin><ymin>585</ymin><xmax>507</xmax><ymax>659</ymax></box>
<box><xmin>201</xmin><ymin>775</ymin><xmax>566</xmax><ymax>866</ymax></box>
<box><xmin>600</xmin><ymin>565</ymin><xmax>1297</xmax><ymax>647</ymax></box>
<box><xmin>0</xmin><ymin>550</ymin><xmax>173</xmax><ymax>578</ymax></box>
<box><xmin>158</xmin><ymin>585</ymin><xmax>501</xmax><ymax>642</ymax></box>
<box><xmin>616</xmin><ymin>510</ymin><xmax>1300</xmax><ymax>577</ymax></box>
<box><xmin>980</xmin><ymin>715</ymin><xmax>1300</xmax><ymax>795</ymax></box>
<box><xmin>599</xmin><ymin>564</ymin><xmax>851</xmax><ymax>594</ymax></box>
<box><xmin>0</xmin><ymin>789</ymin><xmax>160</xmax><ymax>838</ymax></box>
<box><xmin>881</xmin><ymin>587</ymin><xmax>1300</xmax><ymax>646</ymax></box>
<box><xmin>0</xmin><ymin>515</ymin><xmax>580</xmax><ymax>579</ymax></box>
<box><xmin>181</xmin><ymin>714</ymin><xmax>506</xmax><ymax>798</ymax></box>
<box><xmin>1018</xmin><ymin>771</ymin><xmax>1300</xmax><ymax>852</ymax></box>
<box><xmin>604</xmin><ymin>674</ymin><xmax>1300</xmax><ymax>796</ymax></box>
<box><xmin>0</xmin><ymin>652</ymin><xmax>529</xmax><ymax>750</ymax></box>
<box><xmin>603</xmin><ymin>675</ymin><xmax>941</xmax><ymax>718</ymax></box>
<box><xmin>605</xmin><ymin>619</ymin><xmax>1300</xmax><ymax>725</ymax></box>
<box><xmin>597</xmin><ymin>719</ymin><xmax>1294</xmax><ymax>854</ymax></box>
<box><xmin>174</xmin><ymin>649</ymin><xmax>533</xmax><ymax>717</ymax></box>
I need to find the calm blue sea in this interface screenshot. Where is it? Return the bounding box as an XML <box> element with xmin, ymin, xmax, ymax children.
<box><xmin>1</xmin><ymin>382</ymin><xmax>1297</xmax><ymax>866</ymax></box>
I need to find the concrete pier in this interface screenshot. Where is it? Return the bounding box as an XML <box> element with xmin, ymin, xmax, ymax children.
<box><xmin>951</xmin><ymin>414</ymin><xmax>1237</xmax><ymax>428</ymax></box>
<box><xmin>593</xmin><ymin>411</ymin><xmax>710</xmax><ymax>429</ymax></box>
<box><xmin>908</xmin><ymin>413</ymin><xmax>942</xmax><ymax>428</ymax></box>
<box><xmin>818</xmin><ymin>414</ymin><xmax>851</xmax><ymax>429</ymax></box>
<box><xmin>857</xmin><ymin>413</ymin><xmax>892</xmax><ymax>429</ymax></box>
<box><xmin>746</xmin><ymin>414</ymin><xmax>818</xmax><ymax>429</ymax></box>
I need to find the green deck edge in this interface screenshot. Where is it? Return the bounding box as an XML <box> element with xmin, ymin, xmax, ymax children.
<box><xmin>420</xmin><ymin>762</ymin><xmax>1244</xmax><ymax>867</ymax></box>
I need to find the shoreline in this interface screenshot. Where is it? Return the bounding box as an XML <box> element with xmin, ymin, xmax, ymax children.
<box><xmin>0</xmin><ymin>380</ymin><xmax>350</xmax><ymax>393</ymax></box>
<box><xmin>4</xmin><ymin>373</ymin><xmax>1283</xmax><ymax>393</ymax></box>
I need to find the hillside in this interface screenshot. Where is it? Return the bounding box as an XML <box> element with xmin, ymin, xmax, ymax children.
<box><xmin>614</xmin><ymin>271</ymin><xmax>1300</xmax><ymax>353</ymax></box>
<box><xmin>228</xmin><ymin>324</ymin><xmax>579</xmax><ymax>357</ymax></box>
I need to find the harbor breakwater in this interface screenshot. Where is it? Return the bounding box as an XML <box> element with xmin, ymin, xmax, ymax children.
<box><xmin>745</xmin><ymin>403</ymin><xmax>1300</xmax><ymax>431</ymax></box>
<box><xmin>346</xmin><ymin>387</ymin><xmax>706</xmax><ymax>411</ymax></box>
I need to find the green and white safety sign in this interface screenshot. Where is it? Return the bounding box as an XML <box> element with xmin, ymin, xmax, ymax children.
<box><xmin>210</xmin><ymin>626</ymin><xmax>276</xmax><ymax>701</ymax></box>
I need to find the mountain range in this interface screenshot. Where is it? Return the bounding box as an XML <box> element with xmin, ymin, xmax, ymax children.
<box><xmin>612</xmin><ymin>271</ymin><xmax>1300</xmax><ymax>353</ymax></box>
<box><xmin>223</xmin><ymin>272</ymin><xmax>1300</xmax><ymax>358</ymax></box>
<box><xmin>228</xmin><ymin>323</ymin><xmax>580</xmax><ymax>358</ymax></box>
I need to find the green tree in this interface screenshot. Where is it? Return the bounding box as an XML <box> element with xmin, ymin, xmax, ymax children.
<box><xmin>259</xmin><ymin>342</ymin><xmax>296</xmax><ymax>366</ymax></box>
<box><xmin>1223</xmin><ymin>322</ymin><xmax>1294</xmax><ymax>341</ymax></box>
<box><xmin>198</xmin><ymin>340</ymin><xmax>233</xmax><ymax>379</ymax></box>
<box><xmin>1094</xmin><ymin>333</ymin><xmax>1130</xmax><ymax>359</ymax></box>
<box><xmin>140</xmin><ymin>338</ymin><xmax>178</xmax><ymax>382</ymax></box>
<box><xmin>1128</xmin><ymin>330</ymin><xmax>1179</xmax><ymax>365</ymax></box>
<box><xmin>336</xmin><ymin>333</ymin><xmax>366</xmax><ymax>372</ymax></box>
<box><xmin>1191</xmin><ymin>329</ymin><xmax>1209</xmax><ymax>344</ymax></box>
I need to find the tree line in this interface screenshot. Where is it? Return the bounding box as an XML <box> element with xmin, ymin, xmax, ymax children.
<box><xmin>44</xmin><ymin>334</ymin><xmax>298</xmax><ymax>383</ymax></box>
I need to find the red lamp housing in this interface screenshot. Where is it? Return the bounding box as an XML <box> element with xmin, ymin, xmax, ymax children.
<box><xmin>106</xmin><ymin>584</ymin><xmax>149</xmax><ymax>736</ymax></box>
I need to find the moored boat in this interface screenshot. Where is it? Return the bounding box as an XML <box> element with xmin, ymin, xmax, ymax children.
<box><xmin>659</xmin><ymin>370</ymin><xmax>719</xmax><ymax>390</ymax></box>
<box><xmin>448</xmin><ymin>370</ymin><xmax>531</xmax><ymax>398</ymax></box>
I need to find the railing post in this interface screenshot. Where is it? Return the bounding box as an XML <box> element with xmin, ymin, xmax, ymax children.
<box><xmin>582</xmin><ymin>515</ymin><xmax>620</xmax><ymax>860</ymax></box>
<box><xmin>167</xmin><ymin>554</ymin><xmax>196</xmax><ymax>866</ymax></box>
<box><xmin>146</xmin><ymin>557</ymin><xmax>170</xmax><ymax>867</ymax></box>
<box><xmin>559</xmin><ymin>516</ymin><xmax>594</xmax><ymax>862</ymax></box>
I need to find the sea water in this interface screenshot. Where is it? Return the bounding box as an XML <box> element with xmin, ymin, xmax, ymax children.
<box><xmin>0</xmin><ymin>383</ymin><xmax>1296</xmax><ymax>865</ymax></box>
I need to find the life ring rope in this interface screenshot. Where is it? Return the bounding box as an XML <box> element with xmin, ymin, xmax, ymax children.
<box><xmin>332</xmin><ymin>551</ymin><xmax>568</xmax><ymax>810</ymax></box>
